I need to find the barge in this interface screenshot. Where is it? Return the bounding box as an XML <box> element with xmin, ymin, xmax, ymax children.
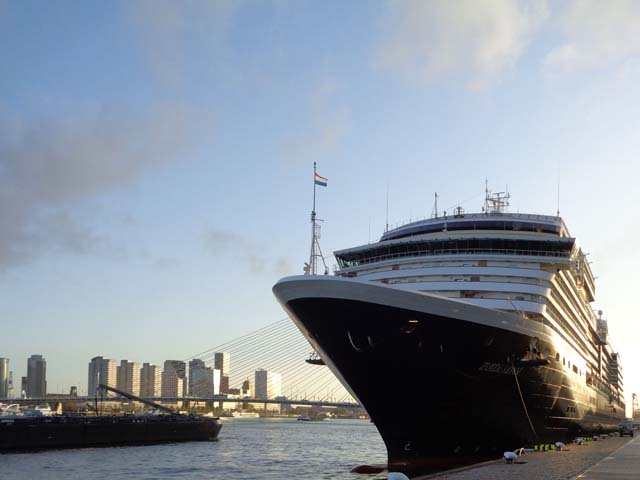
<box><xmin>0</xmin><ymin>384</ymin><xmax>221</xmax><ymax>451</ymax></box>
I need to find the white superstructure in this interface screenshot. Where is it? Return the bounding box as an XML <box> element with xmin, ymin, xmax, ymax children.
<box><xmin>333</xmin><ymin>191</ymin><xmax>622</xmax><ymax>406</ymax></box>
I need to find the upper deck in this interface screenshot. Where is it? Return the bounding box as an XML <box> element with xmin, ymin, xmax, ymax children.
<box><xmin>335</xmin><ymin>212</ymin><xmax>574</xmax><ymax>270</ymax></box>
<box><xmin>381</xmin><ymin>212</ymin><xmax>569</xmax><ymax>242</ymax></box>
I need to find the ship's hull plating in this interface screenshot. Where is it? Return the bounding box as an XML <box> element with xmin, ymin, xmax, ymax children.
<box><xmin>0</xmin><ymin>415</ymin><xmax>221</xmax><ymax>452</ymax></box>
<box><xmin>273</xmin><ymin>276</ymin><xmax>624</xmax><ymax>474</ymax></box>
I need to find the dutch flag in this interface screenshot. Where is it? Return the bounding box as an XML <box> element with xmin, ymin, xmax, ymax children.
<box><xmin>314</xmin><ymin>172</ymin><xmax>328</xmax><ymax>187</ymax></box>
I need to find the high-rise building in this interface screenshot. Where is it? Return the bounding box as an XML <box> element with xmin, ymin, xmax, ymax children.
<box><xmin>21</xmin><ymin>376</ymin><xmax>27</xmax><ymax>397</ymax></box>
<box><xmin>7</xmin><ymin>371</ymin><xmax>14</xmax><ymax>399</ymax></box>
<box><xmin>116</xmin><ymin>360</ymin><xmax>141</xmax><ymax>396</ymax></box>
<box><xmin>0</xmin><ymin>358</ymin><xmax>9</xmax><ymax>399</ymax></box>
<box><xmin>140</xmin><ymin>363</ymin><xmax>162</xmax><ymax>397</ymax></box>
<box><xmin>214</xmin><ymin>352</ymin><xmax>230</xmax><ymax>377</ymax></box>
<box><xmin>220</xmin><ymin>375</ymin><xmax>230</xmax><ymax>394</ymax></box>
<box><xmin>69</xmin><ymin>386</ymin><xmax>78</xmax><ymax>397</ymax></box>
<box><xmin>27</xmin><ymin>354</ymin><xmax>46</xmax><ymax>397</ymax></box>
<box><xmin>161</xmin><ymin>360</ymin><xmax>186</xmax><ymax>399</ymax></box>
<box><xmin>254</xmin><ymin>369</ymin><xmax>282</xmax><ymax>400</ymax></box>
<box><xmin>87</xmin><ymin>357</ymin><xmax>117</xmax><ymax>395</ymax></box>
<box><xmin>241</xmin><ymin>379</ymin><xmax>252</xmax><ymax>397</ymax></box>
<box><xmin>188</xmin><ymin>359</ymin><xmax>221</xmax><ymax>397</ymax></box>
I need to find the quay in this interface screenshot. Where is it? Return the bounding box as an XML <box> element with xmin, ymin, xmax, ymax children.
<box><xmin>577</xmin><ymin>434</ymin><xmax>640</xmax><ymax>479</ymax></box>
<box><xmin>413</xmin><ymin>436</ymin><xmax>637</xmax><ymax>480</ymax></box>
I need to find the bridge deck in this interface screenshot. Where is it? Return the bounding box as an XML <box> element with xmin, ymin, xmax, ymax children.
<box><xmin>6</xmin><ymin>396</ymin><xmax>360</xmax><ymax>409</ymax></box>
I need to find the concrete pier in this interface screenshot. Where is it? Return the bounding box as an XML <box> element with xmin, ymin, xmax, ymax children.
<box><xmin>415</xmin><ymin>436</ymin><xmax>635</xmax><ymax>480</ymax></box>
<box><xmin>576</xmin><ymin>435</ymin><xmax>639</xmax><ymax>479</ymax></box>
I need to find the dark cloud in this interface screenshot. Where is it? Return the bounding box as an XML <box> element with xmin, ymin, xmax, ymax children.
<box><xmin>0</xmin><ymin>103</ymin><xmax>210</xmax><ymax>269</ymax></box>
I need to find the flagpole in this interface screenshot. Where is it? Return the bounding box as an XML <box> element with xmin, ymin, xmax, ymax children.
<box><xmin>309</xmin><ymin>162</ymin><xmax>317</xmax><ymax>275</ymax></box>
<box><xmin>313</xmin><ymin>161</ymin><xmax>317</xmax><ymax>214</ymax></box>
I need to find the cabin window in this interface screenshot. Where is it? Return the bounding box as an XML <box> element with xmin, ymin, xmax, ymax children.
<box><xmin>555</xmin><ymin>353</ymin><xmax>560</xmax><ymax>361</ymax></box>
<box><xmin>563</xmin><ymin>357</ymin><xmax>565</xmax><ymax>366</ymax></box>
<box><xmin>573</xmin><ymin>365</ymin><xmax>578</xmax><ymax>374</ymax></box>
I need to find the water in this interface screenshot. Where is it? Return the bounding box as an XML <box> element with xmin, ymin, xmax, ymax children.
<box><xmin>1</xmin><ymin>418</ymin><xmax>387</xmax><ymax>479</ymax></box>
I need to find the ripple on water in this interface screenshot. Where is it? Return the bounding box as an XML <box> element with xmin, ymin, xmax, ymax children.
<box><xmin>1</xmin><ymin>418</ymin><xmax>387</xmax><ymax>480</ymax></box>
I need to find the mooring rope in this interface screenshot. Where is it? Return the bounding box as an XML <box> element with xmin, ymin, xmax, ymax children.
<box><xmin>510</xmin><ymin>359</ymin><xmax>541</xmax><ymax>445</ymax></box>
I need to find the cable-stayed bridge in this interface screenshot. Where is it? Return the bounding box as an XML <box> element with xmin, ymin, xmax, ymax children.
<box><xmin>12</xmin><ymin>318</ymin><xmax>360</xmax><ymax>409</ymax></box>
<box><xmin>187</xmin><ymin>317</ymin><xmax>355</xmax><ymax>404</ymax></box>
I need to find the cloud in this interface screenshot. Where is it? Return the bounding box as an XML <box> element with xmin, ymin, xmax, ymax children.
<box><xmin>545</xmin><ymin>0</ymin><xmax>640</xmax><ymax>72</ymax></box>
<box><xmin>152</xmin><ymin>256</ymin><xmax>180</xmax><ymax>269</ymax></box>
<box><xmin>204</xmin><ymin>229</ymin><xmax>292</xmax><ymax>275</ymax></box>
<box><xmin>273</xmin><ymin>257</ymin><xmax>294</xmax><ymax>277</ymax></box>
<box><xmin>281</xmin><ymin>77</ymin><xmax>351</xmax><ymax>163</ymax></box>
<box><xmin>376</xmin><ymin>0</ymin><xmax>548</xmax><ymax>89</ymax></box>
<box><xmin>0</xmin><ymin>103</ymin><xmax>210</xmax><ymax>269</ymax></box>
<box><xmin>126</xmin><ymin>0</ymin><xmax>238</xmax><ymax>87</ymax></box>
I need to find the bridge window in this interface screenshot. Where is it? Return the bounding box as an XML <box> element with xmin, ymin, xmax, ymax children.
<box><xmin>336</xmin><ymin>237</ymin><xmax>574</xmax><ymax>268</ymax></box>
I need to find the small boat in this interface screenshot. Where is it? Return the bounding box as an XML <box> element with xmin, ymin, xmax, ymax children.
<box><xmin>231</xmin><ymin>411</ymin><xmax>260</xmax><ymax>418</ymax></box>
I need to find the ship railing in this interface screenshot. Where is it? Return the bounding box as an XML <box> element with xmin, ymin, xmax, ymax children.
<box><xmin>387</xmin><ymin>212</ymin><xmax>563</xmax><ymax>232</ymax></box>
<box><xmin>335</xmin><ymin>247</ymin><xmax>570</xmax><ymax>270</ymax></box>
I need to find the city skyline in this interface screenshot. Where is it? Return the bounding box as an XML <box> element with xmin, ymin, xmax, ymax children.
<box><xmin>3</xmin><ymin>1</ymin><xmax>640</xmax><ymax>414</ymax></box>
<box><xmin>0</xmin><ymin>346</ymin><xmax>332</xmax><ymax>404</ymax></box>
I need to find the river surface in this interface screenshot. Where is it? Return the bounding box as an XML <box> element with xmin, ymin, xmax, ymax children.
<box><xmin>1</xmin><ymin>418</ymin><xmax>387</xmax><ymax>479</ymax></box>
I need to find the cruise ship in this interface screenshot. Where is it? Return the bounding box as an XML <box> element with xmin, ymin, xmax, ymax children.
<box><xmin>273</xmin><ymin>189</ymin><xmax>625</xmax><ymax>474</ymax></box>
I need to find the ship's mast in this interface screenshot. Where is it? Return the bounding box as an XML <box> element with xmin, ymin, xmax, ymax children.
<box><xmin>305</xmin><ymin>162</ymin><xmax>328</xmax><ymax>275</ymax></box>
<box><xmin>483</xmin><ymin>180</ymin><xmax>510</xmax><ymax>214</ymax></box>
<box><xmin>431</xmin><ymin>192</ymin><xmax>439</xmax><ymax>219</ymax></box>
<box><xmin>309</xmin><ymin>162</ymin><xmax>317</xmax><ymax>274</ymax></box>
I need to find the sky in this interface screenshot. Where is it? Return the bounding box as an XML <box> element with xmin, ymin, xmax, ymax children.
<box><xmin>1</xmin><ymin>0</ymin><xmax>640</xmax><ymax>410</ymax></box>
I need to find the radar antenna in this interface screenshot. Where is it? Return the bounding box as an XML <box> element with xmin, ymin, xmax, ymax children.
<box><xmin>483</xmin><ymin>180</ymin><xmax>510</xmax><ymax>214</ymax></box>
<box><xmin>431</xmin><ymin>192</ymin><xmax>439</xmax><ymax>218</ymax></box>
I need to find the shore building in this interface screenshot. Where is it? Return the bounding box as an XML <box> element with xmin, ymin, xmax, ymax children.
<box><xmin>140</xmin><ymin>363</ymin><xmax>162</xmax><ymax>397</ymax></box>
<box><xmin>87</xmin><ymin>357</ymin><xmax>117</xmax><ymax>395</ymax></box>
<box><xmin>254</xmin><ymin>369</ymin><xmax>282</xmax><ymax>400</ymax></box>
<box><xmin>163</xmin><ymin>360</ymin><xmax>187</xmax><ymax>396</ymax></box>
<box><xmin>27</xmin><ymin>354</ymin><xmax>46</xmax><ymax>397</ymax></box>
<box><xmin>161</xmin><ymin>360</ymin><xmax>185</xmax><ymax>404</ymax></box>
<box><xmin>116</xmin><ymin>360</ymin><xmax>141</xmax><ymax>396</ymax></box>
<box><xmin>189</xmin><ymin>359</ymin><xmax>222</xmax><ymax>397</ymax></box>
<box><xmin>0</xmin><ymin>358</ymin><xmax>8</xmax><ymax>398</ymax></box>
<box><xmin>214</xmin><ymin>352</ymin><xmax>230</xmax><ymax>376</ymax></box>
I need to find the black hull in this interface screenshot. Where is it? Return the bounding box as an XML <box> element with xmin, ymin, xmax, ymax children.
<box><xmin>0</xmin><ymin>414</ymin><xmax>221</xmax><ymax>452</ymax></box>
<box><xmin>274</xmin><ymin>277</ymin><xmax>625</xmax><ymax>475</ymax></box>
